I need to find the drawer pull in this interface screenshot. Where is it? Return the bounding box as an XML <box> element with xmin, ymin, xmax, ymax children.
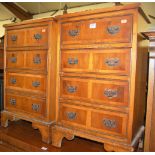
<box><xmin>105</xmin><ymin>58</ymin><xmax>120</xmax><ymax>67</ymax></box>
<box><xmin>34</xmin><ymin>33</ymin><xmax>42</xmax><ymax>40</ymax></box>
<box><xmin>32</xmin><ymin>81</ymin><xmax>40</xmax><ymax>87</ymax></box>
<box><xmin>104</xmin><ymin>89</ymin><xmax>118</xmax><ymax>99</ymax></box>
<box><xmin>11</xmin><ymin>35</ymin><xmax>17</xmax><ymax>41</ymax></box>
<box><xmin>66</xmin><ymin>112</ymin><xmax>76</xmax><ymax>120</ymax></box>
<box><xmin>32</xmin><ymin>104</ymin><xmax>40</xmax><ymax>112</ymax></box>
<box><xmin>33</xmin><ymin>54</ymin><xmax>41</xmax><ymax>64</ymax></box>
<box><xmin>107</xmin><ymin>26</ymin><xmax>120</xmax><ymax>35</ymax></box>
<box><xmin>68</xmin><ymin>58</ymin><xmax>78</xmax><ymax>65</ymax></box>
<box><xmin>103</xmin><ymin>118</ymin><xmax>117</xmax><ymax>128</ymax></box>
<box><xmin>67</xmin><ymin>86</ymin><xmax>77</xmax><ymax>93</ymax></box>
<box><xmin>10</xmin><ymin>57</ymin><xmax>17</xmax><ymax>63</ymax></box>
<box><xmin>9</xmin><ymin>98</ymin><xmax>16</xmax><ymax>105</ymax></box>
<box><xmin>68</xmin><ymin>29</ymin><xmax>80</xmax><ymax>37</ymax></box>
<box><xmin>10</xmin><ymin>78</ymin><xmax>16</xmax><ymax>84</ymax></box>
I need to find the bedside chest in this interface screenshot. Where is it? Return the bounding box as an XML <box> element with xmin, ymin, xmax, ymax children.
<box><xmin>1</xmin><ymin>18</ymin><xmax>58</xmax><ymax>144</ymax></box>
<box><xmin>52</xmin><ymin>3</ymin><xmax>148</xmax><ymax>151</ymax></box>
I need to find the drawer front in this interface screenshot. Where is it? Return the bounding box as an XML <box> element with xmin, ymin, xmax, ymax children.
<box><xmin>7</xmin><ymin>29</ymin><xmax>25</xmax><ymax>47</ymax></box>
<box><xmin>91</xmin><ymin>80</ymin><xmax>129</xmax><ymax>106</ymax></box>
<box><xmin>60</xmin><ymin>77</ymin><xmax>88</xmax><ymax>100</ymax></box>
<box><xmin>91</xmin><ymin>110</ymin><xmax>128</xmax><ymax>136</ymax></box>
<box><xmin>6</xmin><ymin>52</ymin><xmax>24</xmax><ymax>68</ymax></box>
<box><xmin>6</xmin><ymin>73</ymin><xmax>24</xmax><ymax>89</ymax></box>
<box><xmin>92</xmin><ymin>49</ymin><xmax>130</xmax><ymax>74</ymax></box>
<box><xmin>24</xmin><ymin>75</ymin><xmax>46</xmax><ymax>93</ymax></box>
<box><xmin>61</xmin><ymin>15</ymin><xmax>132</xmax><ymax>45</ymax></box>
<box><xmin>26</xmin><ymin>51</ymin><xmax>47</xmax><ymax>70</ymax></box>
<box><xmin>26</xmin><ymin>26</ymin><xmax>48</xmax><ymax>47</ymax></box>
<box><xmin>6</xmin><ymin>93</ymin><xmax>46</xmax><ymax>117</ymax></box>
<box><xmin>6</xmin><ymin>73</ymin><xmax>46</xmax><ymax>93</ymax></box>
<box><xmin>60</xmin><ymin>77</ymin><xmax>129</xmax><ymax>107</ymax></box>
<box><xmin>61</xmin><ymin>50</ymin><xmax>90</xmax><ymax>72</ymax></box>
<box><xmin>59</xmin><ymin>104</ymin><xmax>87</xmax><ymax>126</ymax></box>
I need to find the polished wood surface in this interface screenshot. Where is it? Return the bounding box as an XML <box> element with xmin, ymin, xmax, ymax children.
<box><xmin>61</xmin><ymin>15</ymin><xmax>132</xmax><ymax>45</ymax></box>
<box><xmin>7</xmin><ymin>26</ymin><xmax>48</xmax><ymax>48</ymax></box>
<box><xmin>60</xmin><ymin>77</ymin><xmax>129</xmax><ymax>107</ymax></box>
<box><xmin>5</xmin><ymin>93</ymin><xmax>46</xmax><ymax>118</ymax></box>
<box><xmin>142</xmin><ymin>31</ymin><xmax>155</xmax><ymax>152</ymax></box>
<box><xmin>61</xmin><ymin>49</ymin><xmax>130</xmax><ymax>75</ymax></box>
<box><xmin>0</xmin><ymin>120</ymin><xmax>104</xmax><ymax>152</ymax></box>
<box><xmin>53</xmin><ymin>3</ymin><xmax>148</xmax><ymax>151</ymax></box>
<box><xmin>2</xmin><ymin>17</ymin><xmax>58</xmax><ymax>144</ymax></box>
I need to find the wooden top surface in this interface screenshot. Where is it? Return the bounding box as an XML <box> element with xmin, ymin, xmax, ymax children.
<box><xmin>4</xmin><ymin>17</ymin><xmax>56</xmax><ymax>28</ymax></box>
<box><xmin>56</xmin><ymin>3</ymin><xmax>141</xmax><ymax>20</ymax></box>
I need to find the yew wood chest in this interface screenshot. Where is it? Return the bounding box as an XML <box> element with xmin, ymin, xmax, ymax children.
<box><xmin>1</xmin><ymin>18</ymin><xmax>58</xmax><ymax>144</ymax></box>
<box><xmin>52</xmin><ymin>3</ymin><xmax>148</xmax><ymax>151</ymax></box>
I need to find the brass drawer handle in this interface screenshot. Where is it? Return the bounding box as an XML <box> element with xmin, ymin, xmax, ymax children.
<box><xmin>104</xmin><ymin>89</ymin><xmax>118</xmax><ymax>99</ymax></box>
<box><xmin>66</xmin><ymin>112</ymin><xmax>76</xmax><ymax>120</ymax></box>
<box><xmin>32</xmin><ymin>104</ymin><xmax>40</xmax><ymax>112</ymax></box>
<box><xmin>103</xmin><ymin>118</ymin><xmax>117</xmax><ymax>128</ymax></box>
<box><xmin>68</xmin><ymin>58</ymin><xmax>78</xmax><ymax>65</ymax></box>
<box><xmin>105</xmin><ymin>58</ymin><xmax>120</xmax><ymax>67</ymax></box>
<box><xmin>10</xmin><ymin>57</ymin><xmax>17</xmax><ymax>63</ymax></box>
<box><xmin>107</xmin><ymin>26</ymin><xmax>120</xmax><ymax>35</ymax></box>
<box><xmin>11</xmin><ymin>35</ymin><xmax>17</xmax><ymax>41</ymax></box>
<box><xmin>32</xmin><ymin>81</ymin><xmax>40</xmax><ymax>87</ymax></box>
<box><xmin>9</xmin><ymin>98</ymin><xmax>16</xmax><ymax>105</ymax></box>
<box><xmin>33</xmin><ymin>54</ymin><xmax>41</xmax><ymax>64</ymax></box>
<box><xmin>67</xmin><ymin>86</ymin><xmax>77</xmax><ymax>93</ymax></box>
<box><xmin>34</xmin><ymin>33</ymin><xmax>42</xmax><ymax>40</ymax></box>
<box><xmin>68</xmin><ymin>29</ymin><xmax>80</xmax><ymax>37</ymax></box>
<box><xmin>10</xmin><ymin>78</ymin><xmax>16</xmax><ymax>84</ymax></box>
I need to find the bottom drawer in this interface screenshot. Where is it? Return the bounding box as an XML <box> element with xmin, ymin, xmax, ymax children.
<box><xmin>59</xmin><ymin>103</ymin><xmax>128</xmax><ymax>137</ymax></box>
<box><xmin>59</xmin><ymin>104</ymin><xmax>87</xmax><ymax>126</ymax></box>
<box><xmin>5</xmin><ymin>93</ymin><xmax>46</xmax><ymax>118</ymax></box>
<box><xmin>91</xmin><ymin>110</ymin><xmax>128</xmax><ymax>136</ymax></box>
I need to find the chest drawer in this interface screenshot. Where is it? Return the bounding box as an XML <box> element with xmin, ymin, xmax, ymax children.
<box><xmin>6</xmin><ymin>93</ymin><xmax>46</xmax><ymax>118</ymax></box>
<box><xmin>91</xmin><ymin>110</ymin><xmax>128</xmax><ymax>136</ymax></box>
<box><xmin>60</xmin><ymin>77</ymin><xmax>129</xmax><ymax>107</ymax></box>
<box><xmin>7</xmin><ymin>26</ymin><xmax>48</xmax><ymax>48</ymax></box>
<box><xmin>61</xmin><ymin>50</ymin><xmax>90</xmax><ymax>72</ymax></box>
<box><xmin>24</xmin><ymin>74</ymin><xmax>46</xmax><ymax>93</ymax></box>
<box><xmin>92</xmin><ymin>49</ymin><xmax>130</xmax><ymax>75</ymax></box>
<box><xmin>6</xmin><ymin>73</ymin><xmax>24</xmax><ymax>89</ymax></box>
<box><xmin>7</xmin><ymin>29</ymin><xmax>26</xmax><ymax>47</ymax></box>
<box><xmin>6</xmin><ymin>52</ymin><xmax>25</xmax><ymax>68</ymax></box>
<box><xmin>25</xmin><ymin>51</ymin><xmax>47</xmax><ymax>70</ymax></box>
<box><xmin>59</xmin><ymin>104</ymin><xmax>87</xmax><ymax>126</ymax></box>
<box><xmin>6</xmin><ymin>72</ymin><xmax>46</xmax><ymax>94</ymax></box>
<box><xmin>6</xmin><ymin>51</ymin><xmax>47</xmax><ymax>71</ymax></box>
<box><xmin>61</xmin><ymin>48</ymin><xmax>130</xmax><ymax>75</ymax></box>
<box><xmin>91</xmin><ymin>80</ymin><xmax>129</xmax><ymax>106</ymax></box>
<box><xmin>61</xmin><ymin>15</ymin><xmax>132</xmax><ymax>45</ymax></box>
<box><xmin>59</xmin><ymin>103</ymin><xmax>128</xmax><ymax>137</ymax></box>
<box><xmin>60</xmin><ymin>77</ymin><xmax>89</xmax><ymax>100</ymax></box>
<box><xmin>25</xmin><ymin>26</ymin><xmax>48</xmax><ymax>47</ymax></box>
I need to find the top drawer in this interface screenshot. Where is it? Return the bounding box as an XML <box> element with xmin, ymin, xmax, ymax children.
<box><xmin>61</xmin><ymin>15</ymin><xmax>132</xmax><ymax>45</ymax></box>
<box><xmin>7</xmin><ymin>29</ymin><xmax>26</xmax><ymax>47</ymax></box>
<box><xmin>7</xmin><ymin>26</ymin><xmax>48</xmax><ymax>48</ymax></box>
